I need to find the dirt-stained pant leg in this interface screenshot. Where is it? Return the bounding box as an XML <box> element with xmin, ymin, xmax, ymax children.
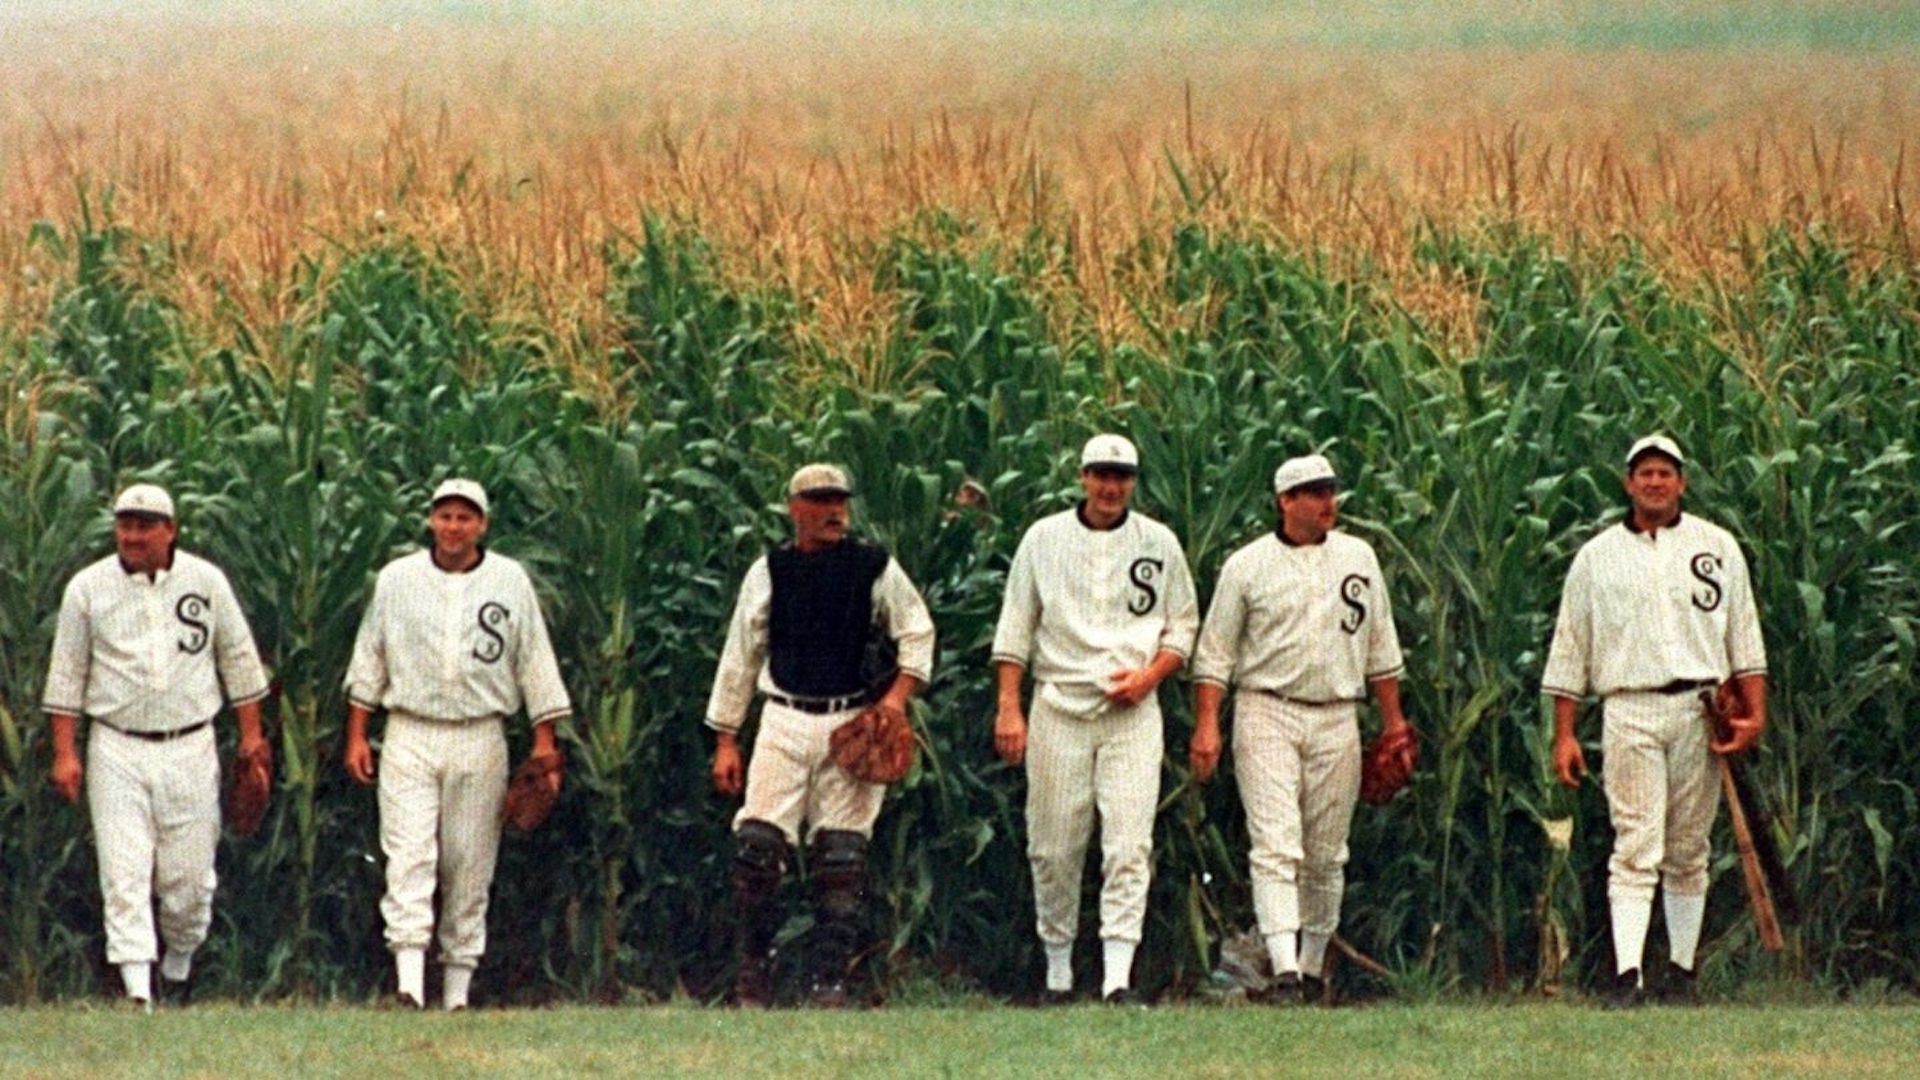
<box><xmin>151</xmin><ymin>728</ymin><xmax>221</xmax><ymax>964</ymax></box>
<box><xmin>434</xmin><ymin>719</ymin><xmax>509</xmax><ymax>969</ymax></box>
<box><xmin>379</xmin><ymin>714</ymin><xmax>443</xmax><ymax>955</ymax></box>
<box><xmin>1234</xmin><ymin>694</ymin><xmax>1305</xmax><ymax>940</ymax></box>
<box><xmin>1297</xmin><ymin>703</ymin><xmax>1360</xmax><ymax>940</ymax></box>
<box><xmin>1658</xmin><ymin>695</ymin><xmax>1720</xmax><ymax>899</ymax></box>
<box><xmin>738</xmin><ymin>701</ymin><xmax>884</xmax><ymax>845</ymax></box>
<box><xmin>1092</xmin><ymin>700</ymin><xmax>1161</xmax><ymax>945</ymax></box>
<box><xmin>89</xmin><ymin>725</ymin><xmax>219</xmax><ymax>966</ymax></box>
<box><xmin>1025</xmin><ymin>693</ymin><xmax>1099</xmax><ymax>948</ymax></box>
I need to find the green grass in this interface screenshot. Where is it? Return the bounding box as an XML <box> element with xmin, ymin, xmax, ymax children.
<box><xmin>1</xmin><ymin>1003</ymin><xmax>1917</xmax><ymax>1078</ymax></box>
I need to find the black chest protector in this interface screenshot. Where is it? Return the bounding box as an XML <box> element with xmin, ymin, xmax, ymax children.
<box><xmin>767</xmin><ymin>539</ymin><xmax>891</xmax><ymax>697</ymax></box>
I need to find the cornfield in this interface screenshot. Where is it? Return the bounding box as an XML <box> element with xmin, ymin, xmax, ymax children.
<box><xmin>0</xmin><ymin>2</ymin><xmax>1916</xmax><ymax>1003</ymax></box>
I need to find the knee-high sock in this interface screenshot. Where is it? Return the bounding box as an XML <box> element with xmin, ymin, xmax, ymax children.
<box><xmin>395</xmin><ymin>947</ymin><xmax>425</xmax><ymax>1005</ymax></box>
<box><xmin>1045</xmin><ymin>942</ymin><xmax>1073</xmax><ymax>993</ymax></box>
<box><xmin>1611</xmin><ymin>895</ymin><xmax>1652</xmax><ymax>976</ymax></box>
<box><xmin>1102</xmin><ymin>939</ymin><xmax>1136</xmax><ymax>996</ymax></box>
<box><xmin>1299</xmin><ymin>930</ymin><xmax>1331</xmax><ymax>978</ymax></box>
<box><xmin>1664</xmin><ymin>890</ymin><xmax>1707</xmax><ymax>971</ymax></box>
<box><xmin>1266</xmin><ymin>932</ymin><xmax>1299</xmax><ymax>977</ymax></box>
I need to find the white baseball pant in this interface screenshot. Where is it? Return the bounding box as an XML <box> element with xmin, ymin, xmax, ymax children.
<box><xmin>87</xmin><ymin>723</ymin><xmax>221</xmax><ymax>966</ymax></box>
<box><xmin>735</xmin><ymin>700</ymin><xmax>884</xmax><ymax>844</ymax></box>
<box><xmin>1602</xmin><ymin>689</ymin><xmax>1719</xmax><ymax>901</ymax></box>
<box><xmin>378</xmin><ymin>713</ymin><xmax>508</xmax><ymax>968</ymax></box>
<box><xmin>1025</xmin><ymin>687</ymin><xmax>1161</xmax><ymax>948</ymax></box>
<box><xmin>1233</xmin><ymin>694</ymin><xmax>1360</xmax><ymax>958</ymax></box>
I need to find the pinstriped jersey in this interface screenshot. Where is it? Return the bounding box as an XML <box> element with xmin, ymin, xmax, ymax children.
<box><xmin>1542</xmin><ymin>513</ymin><xmax>1767</xmax><ymax>699</ymax></box>
<box><xmin>1192</xmin><ymin>529</ymin><xmax>1405</xmax><ymax>701</ymax></box>
<box><xmin>43</xmin><ymin>550</ymin><xmax>270</xmax><ymax>732</ymax></box>
<box><xmin>991</xmin><ymin>506</ymin><xmax>1199</xmax><ymax>702</ymax></box>
<box><xmin>345</xmin><ymin>549</ymin><xmax>572</xmax><ymax>725</ymax></box>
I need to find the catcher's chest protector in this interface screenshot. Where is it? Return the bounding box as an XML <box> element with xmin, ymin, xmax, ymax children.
<box><xmin>767</xmin><ymin>541</ymin><xmax>890</xmax><ymax>697</ymax></box>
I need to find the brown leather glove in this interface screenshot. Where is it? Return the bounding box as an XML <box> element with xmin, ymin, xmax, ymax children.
<box><xmin>502</xmin><ymin>750</ymin><xmax>565</xmax><ymax>832</ymax></box>
<box><xmin>225</xmin><ymin>741</ymin><xmax>274</xmax><ymax>837</ymax></box>
<box><xmin>828</xmin><ymin>702</ymin><xmax>916</xmax><ymax>785</ymax></box>
<box><xmin>1360</xmin><ymin>725</ymin><xmax>1418</xmax><ymax>806</ymax></box>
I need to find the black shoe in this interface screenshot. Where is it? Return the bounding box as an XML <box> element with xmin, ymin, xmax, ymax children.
<box><xmin>1301</xmin><ymin>974</ymin><xmax>1328</xmax><ymax>1005</ymax></box>
<box><xmin>372</xmin><ymin>991</ymin><xmax>424</xmax><ymax>1010</ymax></box>
<box><xmin>1655</xmin><ymin>960</ymin><xmax>1699</xmax><ymax>1004</ymax></box>
<box><xmin>1256</xmin><ymin>972</ymin><xmax>1303</xmax><ymax>1005</ymax></box>
<box><xmin>158</xmin><ymin>977</ymin><xmax>193</xmax><ymax>1009</ymax></box>
<box><xmin>1103</xmin><ymin>987</ymin><xmax>1149</xmax><ymax>1007</ymax></box>
<box><xmin>1604</xmin><ymin>969</ymin><xmax>1644</xmax><ymax>1010</ymax></box>
<box><xmin>1038</xmin><ymin>989</ymin><xmax>1076</xmax><ymax>1007</ymax></box>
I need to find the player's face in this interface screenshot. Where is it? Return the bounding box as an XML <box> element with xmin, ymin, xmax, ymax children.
<box><xmin>790</xmin><ymin>492</ymin><xmax>851</xmax><ymax>551</ymax></box>
<box><xmin>1624</xmin><ymin>455</ymin><xmax>1686</xmax><ymax>523</ymax></box>
<box><xmin>1079</xmin><ymin>466</ymin><xmax>1136</xmax><ymax>524</ymax></box>
<box><xmin>114</xmin><ymin>513</ymin><xmax>178</xmax><ymax>574</ymax></box>
<box><xmin>1279</xmin><ymin>482</ymin><xmax>1338</xmax><ymax>542</ymax></box>
<box><xmin>428</xmin><ymin>499</ymin><xmax>489</xmax><ymax>563</ymax></box>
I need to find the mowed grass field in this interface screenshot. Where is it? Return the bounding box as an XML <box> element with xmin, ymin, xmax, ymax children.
<box><xmin>2</xmin><ymin>1003</ymin><xmax>1918</xmax><ymax>1078</ymax></box>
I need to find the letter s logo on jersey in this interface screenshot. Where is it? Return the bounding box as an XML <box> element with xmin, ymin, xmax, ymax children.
<box><xmin>473</xmin><ymin>602</ymin><xmax>510</xmax><ymax>663</ymax></box>
<box><xmin>176</xmin><ymin>593</ymin><xmax>211</xmax><ymax>654</ymax></box>
<box><xmin>1339</xmin><ymin>574</ymin><xmax>1369</xmax><ymax>635</ymax></box>
<box><xmin>1690</xmin><ymin>553</ymin><xmax>1724</xmax><ymax>612</ymax></box>
<box><xmin>1127</xmin><ymin>558</ymin><xmax>1164</xmax><ymax>616</ymax></box>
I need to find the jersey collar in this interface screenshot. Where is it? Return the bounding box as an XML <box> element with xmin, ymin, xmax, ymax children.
<box><xmin>1274</xmin><ymin>523</ymin><xmax>1327</xmax><ymax>547</ymax></box>
<box><xmin>1074</xmin><ymin>500</ymin><xmax>1129</xmax><ymax>532</ymax></box>
<box><xmin>1624</xmin><ymin>510</ymin><xmax>1685</xmax><ymax>535</ymax></box>
<box><xmin>429</xmin><ymin>544</ymin><xmax>488</xmax><ymax>574</ymax></box>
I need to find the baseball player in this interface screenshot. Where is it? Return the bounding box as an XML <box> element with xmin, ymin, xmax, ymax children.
<box><xmin>343</xmin><ymin>478</ymin><xmax>571</xmax><ymax>1010</ymax></box>
<box><xmin>1187</xmin><ymin>454</ymin><xmax>1409</xmax><ymax>1004</ymax></box>
<box><xmin>707</xmin><ymin>463</ymin><xmax>935</xmax><ymax>1007</ymax></box>
<box><xmin>992</xmin><ymin>434</ymin><xmax>1199</xmax><ymax>1005</ymax></box>
<box><xmin>43</xmin><ymin>484</ymin><xmax>271</xmax><ymax>1010</ymax></box>
<box><xmin>1543</xmin><ymin>435</ymin><xmax>1768</xmax><ymax>1007</ymax></box>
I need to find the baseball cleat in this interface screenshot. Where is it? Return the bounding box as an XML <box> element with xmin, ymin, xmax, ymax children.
<box><xmin>1604</xmin><ymin>969</ymin><xmax>1645</xmax><ymax>1010</ymax></box>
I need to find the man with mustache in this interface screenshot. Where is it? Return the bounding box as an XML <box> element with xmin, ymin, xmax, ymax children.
<box><xmin>1187</xmin><ymin>454</ymin><xmax>1411</xmax><ymax>1004</ymax></box>
<box><xmin>43</xmin><ymin>484</ymin><xmax>271</xmax><ymax>1010</ymax></box>
<box><xmin>707</xmin><ymin>464</ymin><xmax>935</xmax><ymax>1007</ymax></box>
<box><xmin>992</xmin><ymin>434</ymin><xmax>1199</xmax><ymax>1005</ymax></box>
<box><xmin>343</xmin><ymin>478</ymin><xmax>571</xmax><ymax>1010</ymax></box>
<box><xmin>1543</xmin><ymin>435</ymin><xmax>1768</xmax><ymax>1007</ymax></box>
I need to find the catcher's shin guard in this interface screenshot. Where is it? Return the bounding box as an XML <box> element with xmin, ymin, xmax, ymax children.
<box><xmin>731</xmin><ymin>819</ymin><xmax>790</xmax><ymax>1006</ymax></box>
<box><xmin>808</xmin><ymin>829</ymin><xmax>869</xmax><ymax>1004</ymax></box>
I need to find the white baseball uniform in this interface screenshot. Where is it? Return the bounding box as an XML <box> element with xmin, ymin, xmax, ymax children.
<box><xmin>706</xmin><ymin>551</ymin><xmax>935</xmax><ymax>844</ymax></box>
<box><xmin>992</xmin><ymin>505</ymin><xmax>1198</xmax><ymax>964</ymax></box>
<box><xmin>1192</xmin><ymin>528</ymin><xmax>1404</xmax><ymax>977</ymax></box>
<box><xmin>344</xmin><ymin>548</ymin><xmax>571</xmax><ymax>975</ymax></box>
<box><xmin>1542</xmin><ymin>512</ymin><xmax>1766</xmax><ymax>973</ymax></box>
<box><xmin>43</xmin><ymin>551</ymin><xmax>269</xmax><ymax>973</ymax></box>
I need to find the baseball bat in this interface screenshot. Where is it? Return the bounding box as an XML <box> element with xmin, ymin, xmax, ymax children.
<box><xmin>1701</xmin><ymin>688</ymin><xmax>1797</xmax><ymax>950</ymax></box>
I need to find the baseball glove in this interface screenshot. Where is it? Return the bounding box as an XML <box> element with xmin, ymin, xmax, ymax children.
<box><xmin>502</xmin><ymin>750</ymin><xmax>565</xmax><ymax>833</ymax></box>
<box><xmin>828</xmin><ymin>702</ymin><xmax>915</xmax><ymax>785</ymax></box>
<box><xmin>1359</xmin><ymin>725</ymin><xmax>1418</xmax><ymax>806</ymax></box>
<box><xmin>225</xmin><ymin>741</ymin><xmax>273</xmax><ymax>838</ymax></box>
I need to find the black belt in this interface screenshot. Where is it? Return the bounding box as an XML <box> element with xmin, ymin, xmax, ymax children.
<box><xmin>766</xmin><ymin>691</ymin><xmax>870</xmax><ymax>715</ymax></box>
<box><xmin>1650</xmin><ymin>679</ymin><xmax>1716</xmax><ymax>696</ymax></box>
<box><xmin>99</xmin><ymin>719</ymin><xmax>212</xmax><ymax>743</ymax></box>
<box><xmin>1247</xmin><ymin>689</ymin><xmax>1360</xmax><ymax>707</ymax></box>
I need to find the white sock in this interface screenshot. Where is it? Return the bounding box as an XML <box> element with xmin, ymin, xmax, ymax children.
<box><xmin>1044</xmin><ymin>942</ymin><xmax>1074</xmax><ymax>992</ymax></box>
<box><xmin>1665</xmin><ymin>891</ymin><xmax>1707</xmax><ymax>971</ymax></box>
<box><xmin>1299</xmin><ymin>931</ymin><xmax>1331</xmax><ymax>978</ymax></box>
<box><xmin>121</xmin><ymin>962</ymin><xmax>152</xmax><ymax>1002</ymax></box>
<box><xmin>443</xmin><ymin>965</ymin><xmax>474</xmax><ymax>1011</ymax></box>
<box><xmin>1610</xmin><ymin>895</ymin><xmax>1652</xmax><ymax>977</ymax></box>
<box><xmin>395</xmin><ymin>948</ymin><xmax>426</xmax><ymax>1006</ymax></box>
<box><xmin>1266</xmin><ymin>931</ymin><xmax>1299</xmax><ymax>977</ymax></box>
<box><xmin>1101</xmin><ymin>939</ymin><xmax>1136</xmax><ymax>996</ymax></box>
<box><xmin>159</xmin><ymin>950</ymin><xmax>193</xmax><ymax>984</ymax></box>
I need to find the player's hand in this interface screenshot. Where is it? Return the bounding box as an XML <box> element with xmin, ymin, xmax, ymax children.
<box><xmin>1552</xmin><ymin>732</ymin><xmax>1588</xmax><ymax>789</ymax></box>
<box><xmin>343</xmin><ymin>733</ymin><xmax>376</xmax><ymax>786</ymax></box>
<box><xmin>49</xmin><ymin>750</ymin><xmax>83</xmax><ymax>804</ymax></box>
<box><xmin>994</xmin><ymin>705</ymin><xmax>1028</xmax><ymax>766</ymax></box>
<box><xmin>1188</xmin><ymin>720</ymin><xmax>1222</xmax><ymax>784</ymax></box>
<box><xmin>1710</xmin><ymin>712</ymin><xmax>1763</xmax><ymax>756</ymax></box>
<box><xmin>1104</xmin><ymin>668</ymin><xmax>1156</xmax><ymax>708</ymax></box>
<box><xmin>711</xmin><ymin>739</ymin><xmax>744</xmax><ymax>797</ymax></box>
<box><xmin>239</xmin><ymin>732</ymin><xmax>273</xmax><ymax>771</ymax></box>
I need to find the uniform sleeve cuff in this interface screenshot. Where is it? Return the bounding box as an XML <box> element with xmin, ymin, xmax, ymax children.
<box><xmin>704</xmin><ymin>717</ymin><xmax>742</xmax><ymax>735</ymax></box>
<box><xmin>1541</xmin><ymin>685</ymin><xmax>1585</xmax><ymax>700</ymax></box>
<box><xmin>1730</xmin><ymin>667</ymin><xmax>1767</xmax><ymax>678</ymax></box>
<box><xmin>990</xmin><ymin>654</ymin><xmax>1028</xmax><ymax>670</ymax></box>
<box><xmin>1192</xmin><ymin>676</ymin><xmax>1230</xmax><ymax>690</ymax></box>
<box><xmin>348</xmin><ymin>694</ymin><xmax>382</xmax><ymax>712</ymax></box>
<box><xmin>530</xmin><ymin>708</ymin><xmax>571</xmax><ymax>726</ymax></box>
<box><xmin>1366</xmin><ymin>665</ymin><xmax>1405</xmax><ymax>682</ymax></box>
<box><xmin>229</xmin><ymin>688</ymin><xmax>270</xmax><ymax>708</ymax></box>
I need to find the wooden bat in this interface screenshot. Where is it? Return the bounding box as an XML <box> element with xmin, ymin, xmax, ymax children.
<box><xmin>1701</xmin><ymin>687</ymin><xmax>1799</xmax><ymax>952</ymax></box>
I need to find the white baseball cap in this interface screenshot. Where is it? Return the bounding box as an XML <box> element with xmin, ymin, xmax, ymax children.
<box><xmin>113</xmin><ymin>483</ymin><xmax>175</xmax><ymax>520</ymax></box>
<box><xmin>1079</xmin><ymin>434</ymin><xmax>1139</xmax><ymax>474</ymax></box>
<box><xmin>1273</xmin><ymin>454</ymin><xmax>1338</xmax><ymax>494</ymax></box>
<box><xmin>431</xmin><ymin>478</ymin><xmax>490</xmax><ymax>515</ymax></box>
<box><xmin>789</xmin><ymin>463</ymin><xmax>853</xmax><ymax>498</ymax></box>
<box><xmin>1626</xmin><ymin>434</ymin><xmax>1685</xmax><ymax>469</ymax></box>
